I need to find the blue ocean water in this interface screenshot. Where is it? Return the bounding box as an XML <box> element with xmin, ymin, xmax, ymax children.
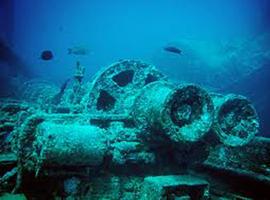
<box><xmin>0</xmin><ymin>0</ymin><xmax>270</xmax><ymax>135</ymax></box>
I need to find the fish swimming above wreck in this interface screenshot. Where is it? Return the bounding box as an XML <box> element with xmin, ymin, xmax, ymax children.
<box><xmin>163</xmin><ymin>46</ymin><xmax>182</xmax><ymax>55</ymax></box>
<box><xmin>68</xmin><ymin>46</ymin><xmax>90</xmax><ymax>55</ymax></box>
<box><xmin>40</xmin><ymin>50</ymin><xmax>54</xmax><ymax>61</ymax></box>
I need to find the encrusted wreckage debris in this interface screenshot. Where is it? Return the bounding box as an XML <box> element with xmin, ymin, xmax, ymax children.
<box><xmin>0</xmin><ymin>59</ymin><xmax>266</xmax><ymax>199</ymax></box>
<box><xmin>140</xmin><ymin>175</ymin><xmax>209</xmax><ymax>200</ymax></box>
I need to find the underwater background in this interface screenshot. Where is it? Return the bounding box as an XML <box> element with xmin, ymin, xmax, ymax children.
<box><xmin>0</xmin><ymin>0</ymin><xmax>270</xmax><ymax>136</ymax></box>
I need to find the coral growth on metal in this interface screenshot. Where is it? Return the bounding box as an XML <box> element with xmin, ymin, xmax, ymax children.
<box><xmin>0</xmin><ymin>60</ymin><xmax>264</xmax><ymax>199</ymax></box>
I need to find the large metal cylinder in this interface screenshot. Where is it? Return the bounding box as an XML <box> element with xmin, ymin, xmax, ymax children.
<box><xmin>211</xmin><ymin>93</ymin><xmax>259</xmax><ymax>146</ymax></box>
<box><xmin>34</xmin><ymin>122</ymin><xmax>108</xmax><ymax>166</ymax></box>
<box><xmin>132</xmin><ymin>81</ymin><xmax>214</xmax><ymax>143</ymax></box>
<box><xmin>17</xmin><ymin>119</ymin><xmax>108</xmax><ymax>171</ymax></box>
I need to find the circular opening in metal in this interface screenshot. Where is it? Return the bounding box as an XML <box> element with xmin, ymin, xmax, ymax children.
<box><xmin>218</xmin><ymin>98</ymin><xmax>258</xmax><ymax>142</ymax></box>
<box><xmin>170</xmin><ymin>87</ymin><xmax>203</xmax><ymax>128</ymax></box>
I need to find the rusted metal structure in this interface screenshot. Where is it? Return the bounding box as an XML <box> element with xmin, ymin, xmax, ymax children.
<box><xmin>0</xmin><ymin>60</ymin><xmax>267</xmax><ymax>199</ymax></box>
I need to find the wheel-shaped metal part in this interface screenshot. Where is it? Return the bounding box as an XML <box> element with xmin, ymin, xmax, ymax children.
<box><xmin>86</xmin><ymin>59</ymin><xmax>166</xmax><ymax>114</ymax></box>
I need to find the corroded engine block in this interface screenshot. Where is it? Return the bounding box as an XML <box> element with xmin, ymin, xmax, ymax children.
<box><xmin>0</xmin><ymin>60</ymin><xmax>267</xmax><ymax>199</ymax></box>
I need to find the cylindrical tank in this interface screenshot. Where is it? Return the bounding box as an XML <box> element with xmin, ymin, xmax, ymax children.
<box><xmin>35</xmin><ymin>122</ymin><xmax>108</xmax><ymax>166</ymax></box>
<box><xmin>132</xmin><ymin>81</ymin><xmax>214</xmax><ymax>143</ymax></box>
<box><xmin>211</xmin><ymin>93</ymin><xmax>259</xmax><ymax>146</ymax></box>
<box><xmin>17</xmin><ymin>117</ymin><xmax>108</xmax><ymax>172</ymax></box>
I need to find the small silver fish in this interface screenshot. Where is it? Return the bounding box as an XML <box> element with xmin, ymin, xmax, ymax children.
<box><xmin>68</xmin><ymin>46</ymin><xmax>90</xmax><ymax>55</ymax></box>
